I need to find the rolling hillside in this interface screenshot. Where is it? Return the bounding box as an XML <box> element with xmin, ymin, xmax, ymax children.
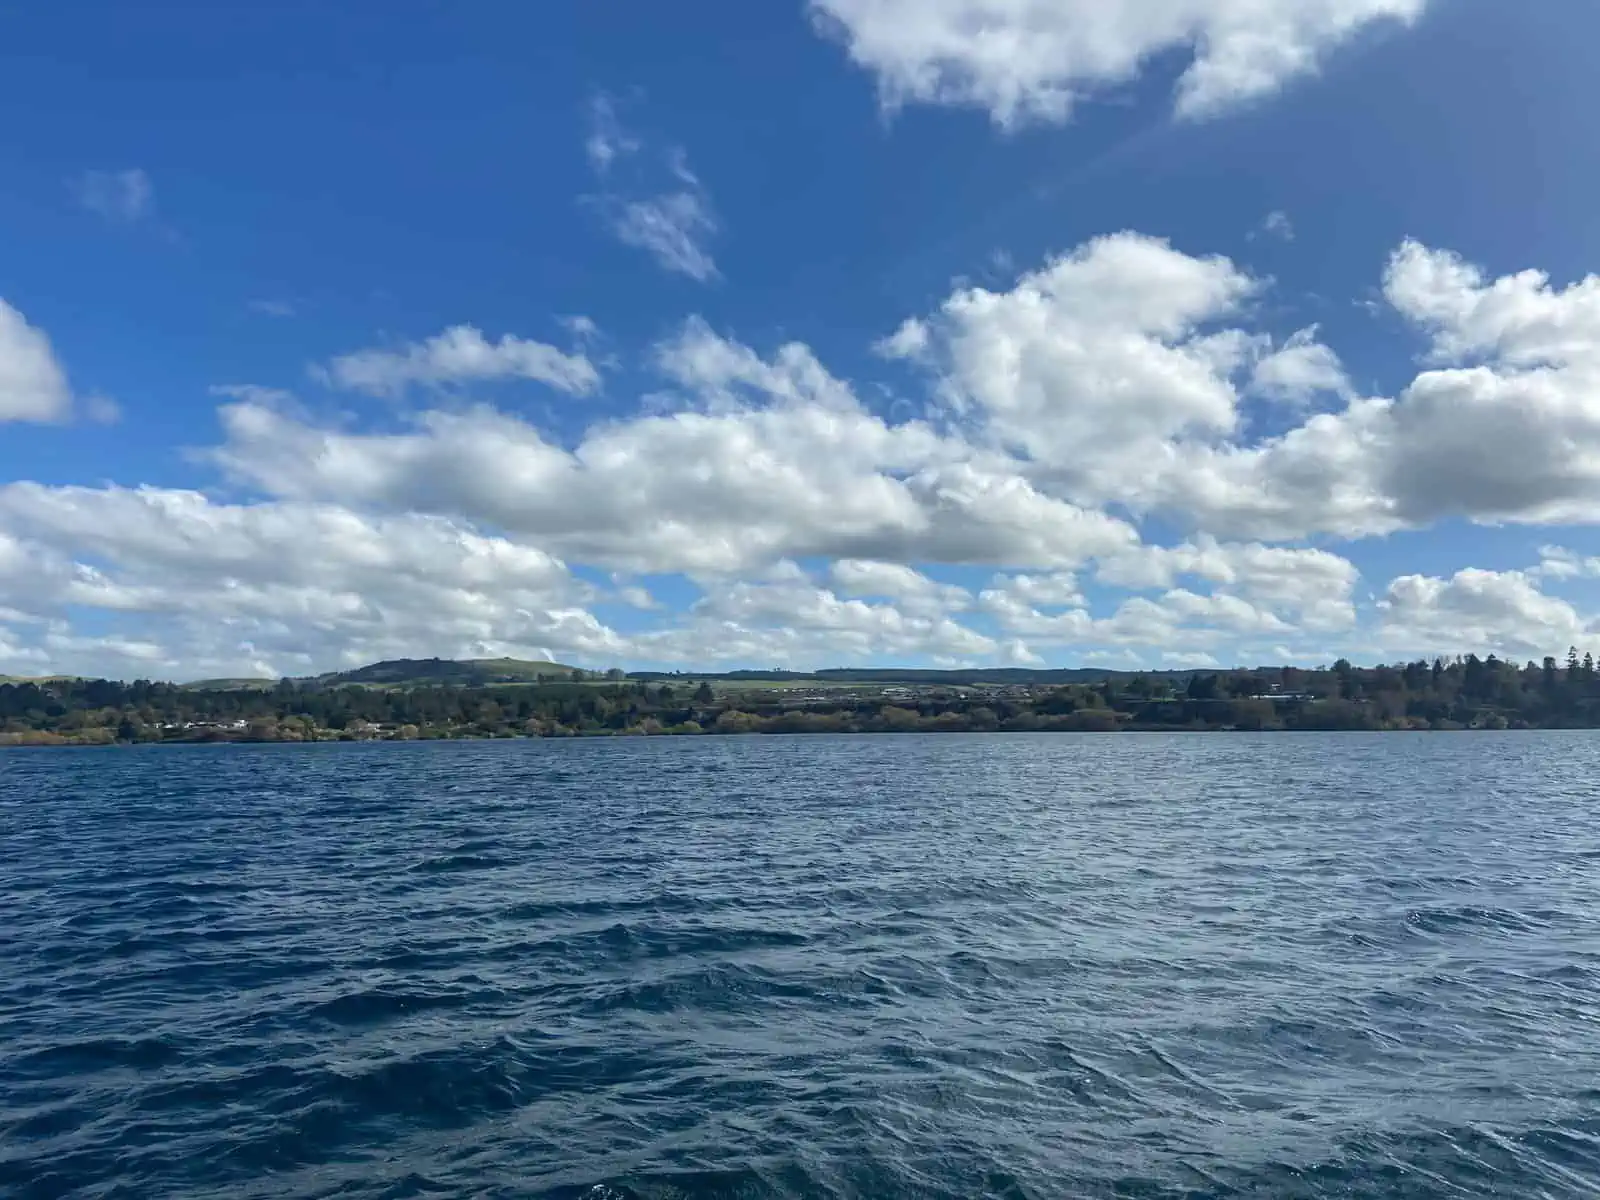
<box><xmin>310</xmin><ymin>657</ymin><xmax>581</xmax><ymax>688</ymax></box>
<box><xmin>180</xmin><ymin>677</ymin><xmax>279</xmax><ymax>691</ymax></box>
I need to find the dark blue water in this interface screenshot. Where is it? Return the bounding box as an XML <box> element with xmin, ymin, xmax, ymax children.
<box><xmin>4</xmin><ymin>734</ymin><xmax>1600</xmax><ymax>1198</ymax></box>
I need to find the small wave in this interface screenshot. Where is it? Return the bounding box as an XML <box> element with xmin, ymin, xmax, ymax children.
<box><xmin>409</xmin><ymin>853</ymin><xmax>509</xmax><ymax>873</ymax></box>
<box><xmin>306</xmin><ymin>985</ymin><xmax>500</xmax><ymax>1026</ymax></box>
<box><xmin>1371</xmin><ymin>872</ymin><xmax>1479</xmax><ymax>893</ymax></box>
<box><xmin>580</xmin><ymin>963</ymin><xmax>820</xmax><ymax>1016</ymax></box>
<box><xmin>1403</xmin><ymin>905</ymin><xmax>1555</xmax><ymax>935</ymax></box>
<box><xmin>559</xmin><ymin>1167</ymin><xmax>836</xmax><ymax>1200</ymax></box>
<box><xmin>9</xmin><ymin>1034</ymin><xmax>184</xmax><ymax>1076</ymax></box>
<box><xmin>500</xmin><ymin>892</ymin><xmax>715</xmax><ymax>922</ymax></box>
<box><xmin>509</xmin><ymin>921</ymin><xmax>812</xmax><ymax>965</ymax></box>
<box><xmin>328</xmin><ymin>1047</ymin><xmax>528</xmax><ymax>1127</ymax></box>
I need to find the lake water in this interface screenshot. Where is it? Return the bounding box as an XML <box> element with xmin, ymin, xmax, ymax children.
<box><xmin>3</xmin><ymin>734</ymin><xmax>1600</xmax><ymax>1198</ymax></box>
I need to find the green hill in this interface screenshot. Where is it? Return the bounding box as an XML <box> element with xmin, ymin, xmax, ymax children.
<box><xmin>311</xmin><ymin>657</ymin><xmax>580</xmax><ymax>688</ymax></box>
<box><xmin>181</xmin><ymin>677</ymin><xmax>278</xmax><ymax>691</ymax></box>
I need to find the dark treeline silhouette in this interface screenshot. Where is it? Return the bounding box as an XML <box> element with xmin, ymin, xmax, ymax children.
<box><xmin>4</xmin><ymin>652</ymin><xmax>1600</xmax><ymax>744</ymax></box>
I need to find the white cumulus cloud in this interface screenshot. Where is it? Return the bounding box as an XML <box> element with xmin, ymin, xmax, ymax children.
<box><xmin>0</xmin><ymin>299</ymin><xmax>76</xmax><ymax>423</ymax></box>
<box><xmin>215</xmin><ymin>321</ymin><xmax>1138</xmax><ymax>576</ymax></box>
<box><xmin>636</xmin><ymin>570</ymin><xmax>995</xmax><ymax>668</ymax></box>
<box><xmin>1378</xmin><ymin>569</ymin><xmax>1594</xmax><ymax>660</ymax></box>
<box><xmin>810</xmin><ymin>0</ymin><xmax>1426</xmax><ymax>127</ymax></box>
<box><xmin>1154</xmin><ymin>242</ymin><xmax>1600</xmax><ymax>537</ymax></box>
<box><xmin>0</xmin><ymin>483</ymin><xmax>623</xmax><ymax>679</ymax></box>
<box><xmin>13</xmin><ymin>226</ymin><xmax>1600</xmax><ymax>677</ymax></box>
<box><xmin>321</xmin><ymin>325</ymin><xmax>600</xmax><ymax>397</ymax></box>
<box><xmin>1250</xmin><ymin>327</ymin><xmax>1350</xmax><ymax>402</ymax></box>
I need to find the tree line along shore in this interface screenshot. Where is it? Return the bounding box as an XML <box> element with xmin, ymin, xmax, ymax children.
<box><xmin>4</xmin><ymin>652</ymin><xmax>1600</xmax><ymax>745</ymax></box>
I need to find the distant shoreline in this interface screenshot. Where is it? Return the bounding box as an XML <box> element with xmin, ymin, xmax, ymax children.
<box><xmin>5</xmin><ymin>654</ymin><xmax>1594</xmax><ymax>743</ymax></box>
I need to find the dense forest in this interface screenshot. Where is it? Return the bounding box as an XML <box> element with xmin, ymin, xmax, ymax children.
<box><xmin>6</xmin><ymin>651</ymin><xmax>1600</xmax><ymax>744</ymax></box>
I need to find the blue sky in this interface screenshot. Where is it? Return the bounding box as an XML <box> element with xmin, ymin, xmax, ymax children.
<box><xmin>3</xmin><ymin>0</ymin><xmax>1600</xmax><ymax>679</ymax></box>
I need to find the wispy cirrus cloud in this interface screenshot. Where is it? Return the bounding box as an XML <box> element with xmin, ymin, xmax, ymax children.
<box><xmin>584</xmin><ymin>93</ymin><xmax>641</xmax><ymax>175</ymax></box>
<box><xmin>74</xmin><ymin>168</ymin><xmax>154</xmax><ymax>223</ymax></box>
<box><xmin>610</xmin><ymin>189</ymin><xmax>719</xmax><ymax>283</ymax></box>
<box><xmin>1250</xmin><ymin>210</ymin><xmax>1296</xmax><ymax>242</ymax></box>
<box><xmin>583</xmin><ymin>94</ymin><xmax>720</xmax><ymax>282</ymax></box>
<box><xmin>248</xmin><ymin>299</ymin><xmax>297</xmax><ymax>318</ymax></box>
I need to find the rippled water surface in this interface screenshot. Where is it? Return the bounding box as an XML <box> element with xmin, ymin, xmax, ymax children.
<box><xmin>5</xmin><ymin>734</ymin><xmax>1600</xmax><ymax>1198</ymax></box>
